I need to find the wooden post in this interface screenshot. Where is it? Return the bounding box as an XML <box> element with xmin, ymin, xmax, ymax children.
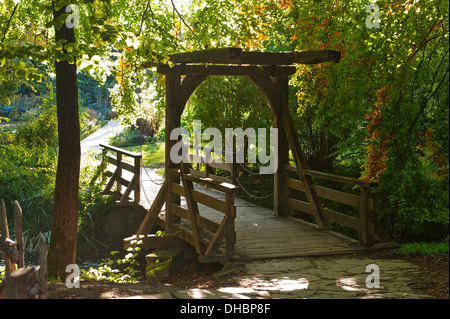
<box><xmin>273</xmin><ymin>72</ymin><xmax>290</xmax><ymax>217</ymax></box>
<box><xmin>0</xmin><ymin>199</ymin><xmax>15</xmax><ymax>277</ymax></box>
<box><xmin>225</xmin><ymin>191</ymin><xmax>236</xmax><ymax>256</ymax></box>
<box><xmin>38</xmin><ymin>232</ymin><xmax>48</xmax><ymax>299</ymax></box>
<box><xmin>275</xmin><ymin>70</ymin><xmax>330</xmax><ymax>230</ymax></box>
<box><xmin>116</xmin><ymin>152</ymin><xmax>123</xmax><ymax>193</ymax></box>
<box><xmin>180</xmin><ymin>163</ymin><xmax>203</xmax><ymax>254</ymax></box>
<box><xmin>360</xmin><ymin>185</ymin><xmax>375</xmax><ymax>246</ymax></box>
<box><xmin>13</xmin><ymin>201</ymin><xmax>24</xmax><ymax>269</ymax></box>
<box><xmin>134</xmin><ymin>155</ymin><xmax>141</xmax><ymax>204</ymax></box>
<box><xmin>164</xmin><ymin>67</ymin><xmax>182</xmax><ymax>233</ymax></box>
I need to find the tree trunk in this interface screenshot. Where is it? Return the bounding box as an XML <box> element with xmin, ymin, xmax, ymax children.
<box><xmin>47</xmin><ymin>3</ymin><xmax>80</xmax><ymax>280</ymax></box>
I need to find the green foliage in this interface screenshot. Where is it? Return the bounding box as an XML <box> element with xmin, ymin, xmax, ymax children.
<box><xmin>109</xmin><ymin>125</ymin><xmax>155</xmax><ymax>147</ymax></box>
<box><xmin>0</xmin><ymin>141</ymin><xmax>56</xmax><ymax>252</ymax></box>
<box><xmin>81</xmin><ymin>244</ymin><xmax>143</xmax><ymax>283</ymax></box>
<box><xmin>187</xmin><ymin>76</ymin><xmax>272</xmax><ymax>133</ymax></box>
<box><xmin>77</xmin><ymin>152</ymin><xmax>116</xmax><ymax>252</ymax></box>
<box><xmin>396</xmin><ymin>240</ymin><xmax>449</xmax><ymax>255</ymax></box>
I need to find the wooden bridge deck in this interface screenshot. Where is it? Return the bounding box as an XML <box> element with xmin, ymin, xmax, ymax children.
<box><xmin>137</xmin><ymin>168</ymin><xmax>396</xmax><ymax>260</ymax></box>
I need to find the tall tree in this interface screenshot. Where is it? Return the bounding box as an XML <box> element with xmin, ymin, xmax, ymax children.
<box><xmin>47</xmin><ymin>1</ymin><xmax>80</xmax><ymax>279</ymax></box>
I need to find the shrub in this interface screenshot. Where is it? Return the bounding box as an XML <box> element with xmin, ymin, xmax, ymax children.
<box><xmin>109</xmin><ymin>125</ymin><xmax>154</xmax><ymax>147</ymax></box>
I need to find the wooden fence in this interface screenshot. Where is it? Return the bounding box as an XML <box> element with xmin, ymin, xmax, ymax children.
<box><xmin>186</xmin><ymin>144</ymin><xmax>237</xmax><ymax>185</ymax></box>
<box><xmin>99</xmin><ymin>144</ymin><xmax>142</xmax><ymax>205</ymax></box>
<box><xmin>0</xmin><ymin>200</ymin><xmax>48</xmax><ymax>299</ymax></box>
<box><xmin>285</xmin><ymin>165</ymin><xmax>389</xmax><ymax>246</ymax></box>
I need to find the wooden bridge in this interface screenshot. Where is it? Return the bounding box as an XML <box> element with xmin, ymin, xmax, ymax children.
<box><xmin>95</xmin><ymin>48</ymin><xmax>397</xmax><ymax>263</ymax></box>
<box><xmin>97</xmin><ymin>143</ymin><xmax>396</xmax><ymax>263</ymax></box>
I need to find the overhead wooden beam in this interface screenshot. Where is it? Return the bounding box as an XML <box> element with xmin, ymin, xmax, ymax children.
<box><xmin>166</xmin><ymin>48</ymin><xmax>341</xmax><ymax>65</ymax></box>
<box><xmin>157</xmin><ymin>64</ymin><xmax>296</xmax><ymax>77</ymax></box>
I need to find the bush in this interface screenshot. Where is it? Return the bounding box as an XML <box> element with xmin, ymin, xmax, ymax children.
<box><xmin>0</xmin><ymin>143</ymin><xmax>56</xmax><ymax>252</ymax></box>
<box><xmin>109</xmin><ymin>125</ymin><xmax>154</xmax><ymax>147</ymax></box>
<box><xmin>374</xmin><ymin>164</ymin><xmax>449</xmax><ymax>243</ymax></box>
<box><xmin>77</xmin><ymin>152</ymin><xmax>116</xmax><ymax>252</ymax></box>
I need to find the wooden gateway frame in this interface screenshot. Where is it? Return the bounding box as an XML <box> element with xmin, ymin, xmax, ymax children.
<box><xmin>127</xmin><ymin>48</ymin><xmax>389</xmax><ymax>263</ymax></box>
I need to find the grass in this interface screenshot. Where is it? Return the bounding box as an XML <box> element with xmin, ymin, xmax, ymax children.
<box><xmin>396</xmin><ymin>240</ymin><xmax>449</xmax><ymax>255</ymax></box>
<box><xmin>123</xmin><ymin>142</ymin><xmax>165</xmax><ymax>168</ymax></box>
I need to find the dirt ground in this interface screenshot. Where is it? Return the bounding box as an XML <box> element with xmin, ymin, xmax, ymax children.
<box><xmin>47</xmin><ymin>249</ymin><xmax>449</xmax><ymax>299</ymax></box>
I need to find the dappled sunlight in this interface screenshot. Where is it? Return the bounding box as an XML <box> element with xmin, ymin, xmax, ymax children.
<box><xmin>232</xmin><ymin>276</ymin><xmax>310</xmax><ymax>293</ymax></box>
<box><xmin>336</xmin><ymin>277</ymin><xmax>361</xmax><ymax>292</ymax></box>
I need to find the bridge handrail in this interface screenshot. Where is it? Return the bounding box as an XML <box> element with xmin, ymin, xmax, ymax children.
<box><xmin>99</xmin><ymin>144</ymin><xmax>142</xmax><ymax>205</ymax></box>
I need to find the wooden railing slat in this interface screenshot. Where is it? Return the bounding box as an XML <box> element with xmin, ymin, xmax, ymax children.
<box><xmin>100</xmin><ymin>143</ymin><xmax>141</xmax><ymax>158</ymax></box>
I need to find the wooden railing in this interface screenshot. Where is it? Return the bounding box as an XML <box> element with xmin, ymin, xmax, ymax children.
<box><xmin>99</xmin><ymin>144</ymin><xmax>142</xmax><ymax>205</ymax></box>
<box><xmin>124</xmin><ymin>167</ymin><xmax>237</xmax><ymax>263</ymax></box>
<box><xmin>186</xmin><ymin>144</ymin><xmax>237</xmax><ymax>185</ymax></box>
<box><xmin>285</xmin><ymin>165</ymin><xmax>385</xmax><ymax>246</ymax></box>
<box><xmin>166</xmin><ymin>167</ymin><xmax>237</xmax><ymax>262</ymax></box>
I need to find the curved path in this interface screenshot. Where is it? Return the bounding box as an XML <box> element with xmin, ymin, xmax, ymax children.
<box><xmin>81</xmin><ymin>120</ymin><xmax>125</xmax><ymax>161</ymax></box>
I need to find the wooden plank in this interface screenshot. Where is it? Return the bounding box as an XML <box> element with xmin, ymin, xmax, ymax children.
<box><xmin>188</xmin><ymin>168</ymin><xmax>233</xmax><ymax>185</ymax></box>
<box><xmin>100</xmin><ymin>143</ymin><xmax>141</xmax><ymax>158</ymax></box>
<box><xmin>103</xmin><ymin>168</ymin><xmax>119</xmax><ymax>193</ymax></box>
<box><xmin>205</xmin><ymin>215</ymin><xmax>230</xmax><ymax>257</ymax></box>
<box><xmin>158</xmin><ymin>64</ymin><xmax>297</xmax><ymax>77</ymax></box>
<box><xmin>163</xmin><ymin>65</ymin><xmax>183</xmax><ymax>233</ymax></box>
<box><xmin>225</xmin><ymin>191</ymin><xmax>236</xmax><ymax>255</ymax></box>
<box><xmin>107</xmin><ymin>156</ymin><xmax>135</xmax><ymax>173</ymax></box>
<box><xmin>180</xmin><ymin>75</ymin><xmax>208</xmax><ymax>107</ymax></box>
<box><xmin>321</xmin><ymin>208</ymin><xmax>361</xmax><ymax>231</ymax></box>
<box><xmin>0</xmin><ymin>199</ymin><xmax>15</xmax><ymax>276</ymax></box>
<box><xmin>171</xmin><ymin>223</ymin><xmax>210</xmax><ymax>249</ymax></box>
<box><xmin>287</xmin><ymin>198</ymin><xmax>314</xmax><ymax>215</ymax></box>
<box><xmin>288</xmin><ymin>197</ymin><xmax>361</xmax><ymax>230</ymax></box>
<box><xmin>166</xmin><ymin>48</ymin><xmax>340</xmax><ymax>66</ymax></box>
<box><xmin>187</xmin><ymin>153</ymin><xmax>232</xmax><ymax>171</ymax></box>
<box><xmin>38</xmin><ymin>232</ymin><xmax>48</xmax><ymax>299</ymax></box>
<box><xmin>186</xmin><ymin>174</ymin><xmax>238</xmax><ymax>193</ymax></box>
<box><xmin>172</xmin><ymin>182</ymin><xmax>227</xmax><ymax>214</ymax></box>
<box><xmin>136</xmin><ymin>180</ymin><xmax>168</xmax><ymax>236</ymax></box>
<box><xmin>119</xmin><ymin>175</ymin><xmax>136</xmax><ymax>205</ymax></box>
<box><xmin>13</xmin><ymin>201</ymin><xmax>24</xmax><ymax>268</ymax></box>
<box><xmin>285</xmin><ymin>165</ymin><xmax>377</xmax><ymax>187</ymax></box>
<box><xmin>134</xmin><ymin>156</ymin><xmax>141</xmax><ymax>203</ymax></box>
<box><xmin>360</xmin><ymin>185</ymin><xmax>375</xmax><ymax>246</ymax></box>
<box><xmin>287</xmin><ymin>177</ymin><xmax>364</xmax><ymax>209</ymax></box>
<box><xmin>117</xmin><ymin>176</ymin><xmax>131</xmax><ymax>188</ymax></box>
<box><xmin>166</xmin><ymin>168</ymin><xmax>237</xmax><ymax>192</ymax></box>
<box><xmin>170</xmin><ymin>203</ymin><xmax>220</xmax><ymax>234</ymax></box>
<box><xmin>180</xmin><ymin>162</ymin><xmax>203</xmax><ymax>254</ymax></box>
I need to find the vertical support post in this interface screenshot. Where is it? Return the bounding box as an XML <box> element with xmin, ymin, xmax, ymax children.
<box><xmin>134</xmin><ymin>155</ymin><xmax>141</xmax><ymax>204</ymax></box>
<box><xmin>39</xmin><ymin>232</ymin><xmax>48</xmax><ymax>299</ymax></box>
<box><xmin>275</xmin><ymin>68</ymin><xmax>330</xmax><ymax>230</ymax></box>
<box><xmin>116</xmin><ymin>152</ymin><xmax>122</xmax><ymax>193</ymax></box>
<box><xmin>231</xmin><ymin>139</ymin><xmax>237</xmax><ymax>185</ymax></box>
<box><xmin>273</xmin><ymin>74</ymin><xmax>290</xmax><ymax>217</ymax></box>
<box><xmin>360</xmin><ymin>185</ymin><xmax>375</xmax><ymax>246</ymax></box>
<box><xmin>225</xmin><ymin>191</ymin><xmax>236</xmax><ymax>256</ymax></box>
<box><xmin>0</xmin><ymin>199</ymin><xmax>15</xmax><ymax>277</ymax></box>
<box><xmin>13</xmin><ymin>201</ymin><xmax>24</xmax><ymax>269</ymax></box>
<box><xmin>164</xmin><ymin>66</ymin><xmax>182</xmax><ymax>233</ymax></box>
